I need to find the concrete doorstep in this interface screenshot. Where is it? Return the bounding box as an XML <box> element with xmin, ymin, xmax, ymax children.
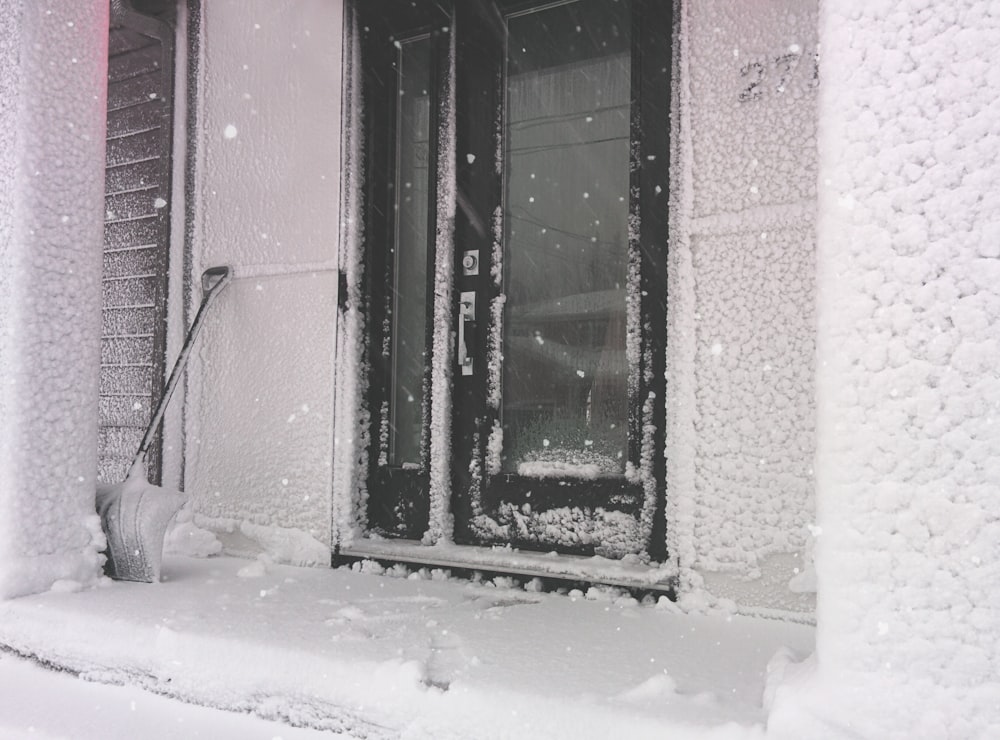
<box><xmin>0</xmin><ymin>555</ymin><xmax>814</xmax><ymax>739</ymax></box>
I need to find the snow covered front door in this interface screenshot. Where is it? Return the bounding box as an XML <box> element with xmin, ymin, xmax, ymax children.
<box><xmin>357</xmin><ymin>0</ymin><xmax>670</xmax><ymax>561</ymax></box>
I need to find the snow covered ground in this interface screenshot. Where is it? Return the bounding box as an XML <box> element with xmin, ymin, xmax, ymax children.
<box><xmin>0</xmin><ymin>555</ymin><xmax>813</xmax><ymax>739</ymax></box>
<box><xmin>0</xmin><ymin>653</ymin><xmax>329</xmax><ymax>740</ymax></box>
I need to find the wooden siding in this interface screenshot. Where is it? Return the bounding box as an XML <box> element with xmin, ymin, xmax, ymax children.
<box><xmin>99</xmin><ymin>12</ymin><xmax>174</xmax><ymax>485</ymax></box>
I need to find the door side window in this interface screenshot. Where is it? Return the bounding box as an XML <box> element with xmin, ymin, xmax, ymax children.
<box><xmin>357</xmin><ymin>4</ymin><xmax>449</xmax><ymax>538</ymax></box>
<box><xmin>389</xmin><ymin>35</ymin><xmax>433</xmax><ymax>468</ymax></box>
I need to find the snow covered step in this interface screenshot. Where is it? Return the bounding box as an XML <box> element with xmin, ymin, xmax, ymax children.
<box><xmin>339</xmin><ymin>538</ymin><xmax>677</xmax><ymax>592</ymax></box>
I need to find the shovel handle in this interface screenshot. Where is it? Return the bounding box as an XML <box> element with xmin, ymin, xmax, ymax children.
<box><xmin>132</xmin><ymin>266</ymin><xmax>233</xmax><ymax>472</ymax></box>
<box><xmin>202</xmin><ymin>265</ymin><xmax>232</xmax><ymax>294</ymax></box>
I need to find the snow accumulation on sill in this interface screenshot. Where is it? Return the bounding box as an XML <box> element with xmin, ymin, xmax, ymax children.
<box><xmin>517</xmin><ymin>461</ymin><xmax>603</xmax><ymax>479</ymax></box>
<box><xmin>341</xmin><ymin>541</ymin><xmax>816</xmax><ymax>624</ymax></box>
<box><xmin>341</xmin><ymin>537</ymin><xmax>678</xmax><ymax>589</ymax></box>
<box><xmin>331</xmin><ymin>10</ymin><xmax>370</xmax><ymax>548</ymax></box>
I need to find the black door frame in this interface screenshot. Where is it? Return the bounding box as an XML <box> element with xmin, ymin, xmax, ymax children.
<box><xmin>358</xmin><ymin>3</ymin><xmax>450</xmax><ymax>539</ymax></box>
<box><xmin>356</xmin><ymin>0</ymin><xmax>672</xmax><ymax>561</ymax></box>
<box><xmin>450</xmin><ymin>0</ymin><xmax>671</xmax><ymax>560</ymax></box>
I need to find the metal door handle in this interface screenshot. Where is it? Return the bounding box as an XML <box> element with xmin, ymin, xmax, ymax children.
<box><xmin>458</xmin><ymin>291</ymin><xmax>476</xmax><ymax>376</ymax></box>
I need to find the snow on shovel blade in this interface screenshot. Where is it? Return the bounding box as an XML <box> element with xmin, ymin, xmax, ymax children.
<box><xmin>97</xmin><ymin>266</ymin><xmax>232</xmax><ymax>583</ymax></box>
<box><xmin>97</xmin><ymin>462</ymin><xmax>186</xmax><ymax>583</ymax></box>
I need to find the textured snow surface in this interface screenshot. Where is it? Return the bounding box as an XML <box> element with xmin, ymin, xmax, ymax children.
<box><xmin>472</xmin><ymin>505</ymin><xmax>645</xmax><ymax>560</ymax></box>
<box><xmin>184</xmin><ymin>2</ymin><xmax>342</xmax><ymax>551</ymax></box>
<box><xmin>794</xmin><ymin>0</ymin><xmax>1000</xmax><ymax>737</ymax></box>
<box><xmin>690</xmin><ymin>227</ymin><xmax>815</xmax><ymax>576</ymax></box>
<box><xmin>190</xmin><ymin>514</ymin><xmax>329</xmax><ymax>566</ymax></box>
<box><xmin>666</xmin><ymin>0</ymin><xmax>818</xmax><ymax>612</ymax></box>
<box><xmin>331</xmin><ymin>7</ymin><xmax>369</xmax><ymax>548</ymax></box>
<box><xmin>0</xmin><ymin>1</ymin><xmax>109</xmax><ymax>599</ymax></box>
<box><xmin>0</xmin><ymin>652</ymin><xmax>331</xmax><ymax>740</ymax></box>
<box><xmin>0</xmin><ymin>555</ymin><xmax>814</xmax><ymax>739</ymax></box>
<box><xmin>517</xmin><ymin>460</ymin><xmax>602</xmax><ymax>479</ymax></box>
<box><xmin>164</xmin><ymin>505</ymin><xmax>224</xmax><ymax>558</ymax></box>
<box><xmin>97</xmin><ymin>463</ymin><xmax>186</xmax><ymax>583</ymax></box>
<box><xmin>424</xmin><ymin>29</ymin><xmax>458</xmax><ymax>546</ymax></box>
<box><xmin>344</xmin><ymin>537</ymin><xmax>679</xmax><ymax>588</ymax></box>
<box><xmin>185</xmin><ymin>275</ymin><xmax>337</xmax><ymax>547</ymax></box>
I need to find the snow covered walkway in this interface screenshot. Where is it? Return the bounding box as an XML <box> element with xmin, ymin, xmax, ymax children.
<box><xmin>0</xmin><ymin>555</ymin><xmax>813</xmax><ymax>739</ymax></box>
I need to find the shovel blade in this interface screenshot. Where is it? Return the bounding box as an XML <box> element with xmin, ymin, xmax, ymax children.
<box><xmin>97</xmin><ymin>472</ymin><xmax>186</xmax><ymax>583</ymax></box>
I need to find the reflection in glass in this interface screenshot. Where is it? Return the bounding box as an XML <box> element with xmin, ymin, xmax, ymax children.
<box><xmin>502</xmin><ymin>0</ymin><xmax>631</xmax><ymax>476</ymax></box>
<box><xmin>390</xmin><ymin>36</ymin><xmax>431</xmax><ymax>466</ymax></box>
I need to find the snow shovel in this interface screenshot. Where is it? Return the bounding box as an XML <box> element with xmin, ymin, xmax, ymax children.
<box><xmin>97</xmin><ymin>265</ymin><xmax>233</xmax><ymax>582</ymax></box>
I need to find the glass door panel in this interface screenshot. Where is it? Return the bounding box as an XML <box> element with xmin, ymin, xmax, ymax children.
<box><xmin>361</xmin><ymin>16</ymin><xmax>444</xmax><ymax>539</ymax></box>
<box><xmin>451</xmin><ymin>0</ymin><xmax>670</xmax><ymax>561</ymax></box>
<box><xmin>502</xmin><ymin>0</ymin><xmax>631</xmax><ymax>478</ymax></box>
<box><xmin>390</xmin><ymin>36</ymin><xmax>432</xmax><ymax>467</ymax></box>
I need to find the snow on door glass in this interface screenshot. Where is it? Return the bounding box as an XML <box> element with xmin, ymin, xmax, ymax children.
<box><xmin>501</xmin><ymin>0</ymin><xmax>630</xmax><ymax>479</ymax></box>
<box><xmin>390</xmin><ymin>35</ymin><xmax>431</xmax><ymax>467</ymax></box>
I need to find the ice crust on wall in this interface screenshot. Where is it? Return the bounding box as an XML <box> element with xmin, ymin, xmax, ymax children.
<box><xmin>184</xmin><ymin>1</ymin><xmax>343</xmax><ymax>555</ymax></box>
<box><xmin>331</xmin><ymin>8</ymin><xmax>367</xmax><ymax>548</ymax></box>
<box><xmin>667</xmin><ymin>0</ymin><xmax>818</xmax><ymax>611</ymax></box>
<box><xmin>0</xmin><ymin>1</ymin><xmax>110</xmax><ymax>598</ymax></box>
<box><xmin>776</xmin><ymin>1</ymin><xmax>1000</xmax><ymax>735</ymax></box>
<box><xmin>186</xmin><ymin>276</ymin><xmax>337</xmax><ymax>547</ymax></box>
<box><xmin>691</xmin><ymin>226</ymin><xmax>815</xmax><ymax>575</ymax></box>
<box><xmin>424</xmin><ymin>30</ymin><xmax>457</xmax><ymax>545</ymax></box>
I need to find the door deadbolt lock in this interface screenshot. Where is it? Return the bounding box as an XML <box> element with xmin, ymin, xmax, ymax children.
<box><xmin>462</xmin><ymin>250</ymin><xmax>479</xmax><ymax>276</ymax></box>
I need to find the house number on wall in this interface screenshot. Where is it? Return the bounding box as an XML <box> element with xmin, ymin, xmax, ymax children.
<box><xmin>738</xmin><ymin>47</ymin><xmax>819</xmax><ymax>103</ymax></box>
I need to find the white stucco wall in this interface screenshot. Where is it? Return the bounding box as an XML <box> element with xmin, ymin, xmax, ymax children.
<box><xmin>0</xmin><ymin>0</ymin><xmax>109</xmax><ymax>598</ymax></box>
<box><xmin>770</xmin><ymin>1</ymin><xmax>1000</xmax><ymax>737</ymax></box>
<box><xmin>184</xmin><ymin>0</ymin><xmax>343</xmax><ymax>561</ymax></box>
<box><xmin>180</xmin><ymin>0</ymin><xmax>822</xmax><ymax>604</ymax></box>
<box><xmin>668</xmin><ymin>0</ymin><xmax>819</xmax><ymax>612</ymax></box>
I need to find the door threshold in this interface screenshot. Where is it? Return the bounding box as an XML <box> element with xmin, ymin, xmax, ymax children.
<box><xmin>336</xmin><ymin>538</ymin><xmax>677</xmax><ymax>594</ymax></box>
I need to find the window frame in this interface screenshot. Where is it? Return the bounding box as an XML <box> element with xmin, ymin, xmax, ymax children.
<box><xmin>357</xmin><ymin>5</ymin><xmax>450</xmax><ymax>538</ymax></box>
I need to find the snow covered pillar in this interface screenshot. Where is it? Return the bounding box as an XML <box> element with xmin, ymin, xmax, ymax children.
<box><xmin>0</xmin><ymin>1</ymin><xmax>109</xmax><ymax>598</ymax></box>
<box><xmin>770</xmin><ymin>2</ymin><xmax>1000</xmax><ymax>737</ymax></box>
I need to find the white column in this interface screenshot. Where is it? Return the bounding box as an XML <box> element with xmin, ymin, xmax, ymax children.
<box><xmin>184</xmin><ymin>0</ymin><xmax>342</xmax><ymax>556</ymax></box>
<box><xmin>772</xmin><ymin>1</ymin><xmax>1000</xmax><ymax>737</ymax></box>
<box><xmin>0</xmin><ymin>0</ymin><xmax>109</xmax><ymax>598</ymax></box>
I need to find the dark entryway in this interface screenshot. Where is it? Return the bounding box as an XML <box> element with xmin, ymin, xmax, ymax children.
<box><xmin>358</xmin><ymin>0</ymin><xmax>671</xmax><ymax>561</ymax></box>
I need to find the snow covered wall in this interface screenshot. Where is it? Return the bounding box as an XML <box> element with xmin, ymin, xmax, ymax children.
<box><xmin>668</xmin><ymin>0</ymin><xmax>818</xmax><ymax>612</ymax></box>
<box><xmin>770</xmin><ymin>1</ymin><xmax>1000</xmax><ymax>737</ymax></box>
<box><xmin>0</xmin><ymin>1</ymin><xmax>109</xmax><ymax>598</ymax></box>
<box><xmin>183</xmin><ymin>0</ymin><xmax>343</xmax><ymax>563</ymax></box>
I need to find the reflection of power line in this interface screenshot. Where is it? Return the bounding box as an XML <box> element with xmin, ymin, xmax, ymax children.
<box><xmin>509</xmin><ymin>135</ymin><xmax>627</xmax><ymax>157</ymax></box>
<box><xmin>509</xmin><ymin>208</ymin><xmax>622</xmax><ymax>250</ymax></box>
<box><xmin>506</xmin><ymin>242</ymin><xmax>591</xmax><ymax>268</ymax></box>
<box><xmin>508</xmin><ymin>102</ymin><xmax>629</xmax><ymax>131</ymax></box>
